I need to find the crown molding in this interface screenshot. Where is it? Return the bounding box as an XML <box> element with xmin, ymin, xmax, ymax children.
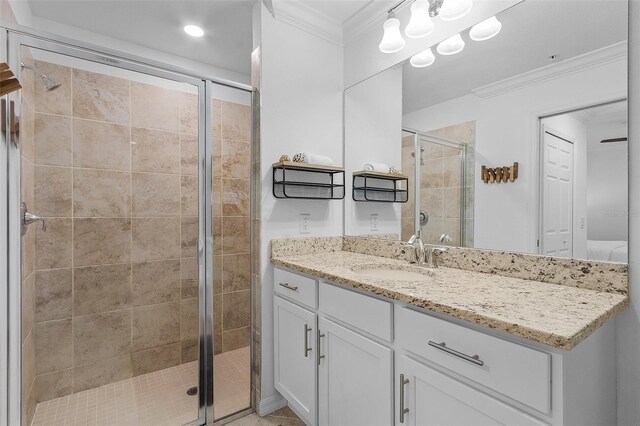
<box><xmin>472</xmin><ymin>41</ymin><xmax>628</xmax><ymax>99</ymax></box>
<box><xmin>570</xmin><ymin>109</ymin><xmax>597</xmax><ymax>124</ymax></box>
<box><xmin>272</xmin><ymin>0</ymin><xmax>344</xmax><ymax>46</ymax></box>
<box><xmin>343</xmin><ymin>0</ymin><xmax>407</xmax><ymax>44</ymax></box>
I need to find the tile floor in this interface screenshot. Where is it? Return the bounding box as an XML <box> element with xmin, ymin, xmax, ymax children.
<box><xmin>31</xmin><ymin>347</ymin><xmax>251</xmax><ymax>426</ymax></box>
<box><xmin>227</xmin><ymin>407</ymin><xmax>304</xmax><ymax>426</ymax></box>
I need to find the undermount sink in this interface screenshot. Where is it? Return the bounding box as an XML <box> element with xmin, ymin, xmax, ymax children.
<box><xmin>350</xmin><ymin>263</ymin><xmax>436</xmax><ymax>281</ymax></box>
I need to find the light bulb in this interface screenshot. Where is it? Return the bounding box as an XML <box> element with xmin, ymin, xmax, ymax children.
<box><xmin>439</xmin><ymin>0</ymin><xmax>473</xmax><ymax>21</ymax></box>
<box><xmin>410</xmin><ymin>48</ymin><xmax>436</xmax><ymax>68</ymax></box>
<box><xmin>437</xmin><ymin>33</ymin><xmax>465</xmax><ymax>55</ymax></box>
<box><xmin>469</xmin><ymin>16</ymin><xmax>502</xmax><ymax>41</ymax></box>
<box><xmin>379</xmin><ymin>12</ymin><xmax>406</xmax><ymax>53</ymax></box>
<box><xmin>184</xmin><ymin>25</ymin><xmax>204</xmax><ymax>37</ymax></box>
<box><xmin>405</xmin><ymin>0</ymin><xmax>435</xmax><ymax>39</ymax></box>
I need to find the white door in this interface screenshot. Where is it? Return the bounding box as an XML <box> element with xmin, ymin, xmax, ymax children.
<box><xmin>274</xmin><ymin>296</ymin><xmax>317</xmax><ymax>425</ymax></box>
<box><xmin>396</xmin><ymin>356</ymin><xmax>548</xmax><ymax>426</ymax></box>
<box><xmin>318</xmin><ymin>317</ymin><xmax>393</xmax><ymax>426</ymax></box>
<box><xmin>541</xmin><ymin>128</ymin><xmax>574</xmax><ymax>257</ymax></box>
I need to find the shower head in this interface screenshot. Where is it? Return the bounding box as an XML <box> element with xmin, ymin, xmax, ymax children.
<box><xmin>20</xmin><ymin>62</ymin><xmax>62</xmax><ymax>91</ymax></box>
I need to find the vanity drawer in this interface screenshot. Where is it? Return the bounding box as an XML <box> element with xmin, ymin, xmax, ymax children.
<box><xmin>396</xmin><ymin>307</ymin><xmax>551</xmax><ymax>414</ymax></box>
<box><xmin>274</xmin><ymin>267</ymin><xmax>318</xmax><ymax>309</ymax></box>
<box><xmin>319</xmin><ymin>283</ymin><xmax>392</xmax><ymax>342</ymax></box>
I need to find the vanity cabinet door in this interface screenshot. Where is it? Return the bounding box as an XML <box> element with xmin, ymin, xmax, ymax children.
<box><xmin>396</xmin><ymin>356</ymin><xmax>547</xmax><ymax>426</ymax></box>
<box><xmin>274</xmin><ymin>296</ymin><xmax>317</xmax><ymax>425</ymax></box>
<box><xmin>318</xmin><ymin>317</ymin><xmax>393</xmax><ymax>426</ymax></box>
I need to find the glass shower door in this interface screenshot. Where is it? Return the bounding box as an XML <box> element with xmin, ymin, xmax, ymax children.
<box><xmin>8</xmin><ymin>34</ymin><xmax>209</xmax><ymax>426</ymax></box>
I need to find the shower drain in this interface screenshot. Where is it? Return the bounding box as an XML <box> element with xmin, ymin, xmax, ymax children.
<box><xmin>187</xmin><ymin>386</ymin><xmax>198</xmax><ymax>396</ymax></box>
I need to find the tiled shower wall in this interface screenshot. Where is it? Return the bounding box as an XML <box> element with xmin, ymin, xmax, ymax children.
<box><xmin>29</xmin><ymin>59</ymin><xmax>252</xmax><ymax>404</ymax></box>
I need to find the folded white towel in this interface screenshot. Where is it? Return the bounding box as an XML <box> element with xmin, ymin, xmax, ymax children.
<box><xmin>363</xmin><ymin>162</ymin><xmax>389</xmax><ymax>172</ymax></box>
<box><xmin>296</xmin><ymin>152</ymin><xmax>334</xmax><ymax>166</ymax></box>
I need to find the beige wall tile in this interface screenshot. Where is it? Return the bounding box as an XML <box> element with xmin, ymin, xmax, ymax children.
<box><xmin>22</xmin><ymin>273</ymin><xmax>35</xmax><ymax>344</ymax></box>
<box><xmin>222</xmin><ymin>179</ymin><xmax>250</xmax><ymax>216</ymax></box>
<box><xmin>401</xmin><ymin>217</ymin><xmax>414</xmax><ymax>241</ymax></box>
<box><xmin>423</xmin><ymin>217</ymin><xmax>444</xmax><ymax>245</ymax></box>
<box><xmin>132</xmin><ymin>217</ymin><xmax>180</xmax><ymax>262</ymax></box>
<box><xmin>22</xmin><ymin>327</ymin><xmax>36</xmax><ymax>404</ymax></box>
<box><xmin>35</xmin><ymin>319</ymin><xmax>73</xmax><ymax>374</ymax></box>
<box><xmin>421</xmin><ymin>158</ymin><xmax>443</xmax><ymax>189</ymax></box>
<box><xmin>179</xmin><ymin>93</ymin><xmax>198</xmax><ymax>135</ymax></box>
<box><xmin>222</xmin><ymin>217</ymin><xmax>250</xmax><ymax>254</ymax></box>
<box><xmin>212</xmin><ymin>178</ymin><xmax>222</xmax><ymax>217</ymax></box>
<box><xmin>21</xmin><ymin>158</ymin><xmax>34</xmax><ymax>213</ymax></box>
<box><xmin>74</xmin><ymin>311</ymin><xmax>131</xmax><ymax>366</ymax></box>
<box><xmin>35</xmin><ymin>269</ymin><xmax>72</xmax><ymax>322</ymax></box>
<box><xmin>131</xmin><ymin>127</ymin><xmax>180</xmax><ymax>174</ymax></box>
<box><xmin>222</xmin><ymin>290</ymin><xmax>250</xmax><ymax>331</ymax></box>
<box><xmin>131</xmin><ymin>344</ymin><xmax>180</xmax><ymax>377</ymax></box>
<box><xmin>443</xmin><ymin>121</ymin><xmax>476</xmax><ymax>145</ymax></box>
<box><xmin>131</xmin><ymin>302</ymin><xmax>180</xmax><ymax>352</ymax></box>
<box><xmin>180</xmin><ymin>298</ymin><xmax>198</xmax><ymax>342</ymax></box>
<box><xmin>180</xmin><ymin>257</ymin><xmax>198</xmax><ymax>299</ymax></box>
<box><xmin>36</xmin><ymin>368</ymin><xmax>73</xmax><ymax>402</ymax></box>
<box><xmin>131</xmin><ymin>82</ymin><xmax>179</xmax><ymax>131</ymax></box>
<box><xmin>34</xmin><ymin>166</ymin><xmax>72</xmax><ymax>217</ymax></box>
<box><xmin>222</xmin><ymin>254</ymin><xmax>250</xmax><ymax>293</ymax></box>
<box><xmin>222</xmin><ymin>327</ymin><xmax>250</xmax><ymax>352</ymax></box>
<box><xmin>73</xmin><ymin>218</ymin><xmax>131</xmax><ymax>267</ymax></box>
<box><xmin>213</xmin><ymin>255</ymin><xmax>223</xmax><ymax>295</ymax></box>
<box><xmin>180</xmin><ymin>134</ymin><xmax>198</xmax><ymax>176</ymax></box>
<box><xmin>222</xmin><ymin>140</ymin><xmax>250</xmax><ymax>179</ymax></box>
<box><xmin>420</xmin><ymin>188</ymin><xmax>444</xmax><ymax>218</ymax></box>
<box><xmin>181</xmin><ymin>176</ymin><xmax>198</xmax><ymax>216</ymax></box>
<box><xmin>73</xmin><ymin>355</ymin><xmax>132</xmax><ymax>393</ymax></box>
<box><xmin>34</xmin><ymin>113</ymin><xmax>72</xmax><ymax>166</ymax></box>
<box><xmin>212</xmin><ymin>99</ymin><xmax>221</xmax><ymax>138</ymax></box>
<box><xmin>132</xmin><ymin>260</ymin><xmax>180</xmax><ymax>306</ymax></box>
<box><xmin>35</xmin><ymin>218</ymin><xmax>72</xmax><ymax>269</ymax></box>
<box><xmin>213</xmin><ymin>137</ymin><xmax>222</xmax><ymax>178</ymax></box>
<box><xmin>181</xmin><ymin>216</ymin><xmax>198</xmax><ymax>259</ymax></box>
<box><xmin>73</xmin><ymin>118</ymin><xmax>130</xmax><ymax>170</ymax></box>
<box><xmin>221</xmin><ymin>101</ymin><xmax>251</xmax><ymax>141</ymax></box>
<box><xmin>443</xmin><ymin>187</ymin><xmax>461</xmax><ymax>219</ymax></box>
<box><xmin>442</xmin><ymin>218</ymin><xmax>462</xmax><ymax>246</ymax></box>
<box><xmin>74</xmin><ymin>264</ymin><xmax>132</xmax><ymax>316</ymax></box>
<box><xmin>132</xmin><ymin>173</ymin><xmax>180</xmax><ymax>217</ymax></box>
<box><xmin>33</xmin><ymin>61</ymin><xmax>72</xmax><ymax>116</ymax></box>
<box><xmin>72</xmin><ymin>69</ymin><xmax>130</xmax><ymax>124</ymax></box>
<box><xmin>424</xmin><ymin>141</ymin><xmax>444</xmax><ymax>159</ymax></box>
<box><xmin>213</xmin><ymin>295</ymin><xmax>223</xmax><ymax>355</ymax></box>
<box><xmin>182</xmin><ymin>339</ymin><xmax>198</xmax><ymax>363</ymax></box>
<box><xmin>73</xmin><ymin>169</ymin><xmax>131</xmax><ymax>217</ymax></box>
<box><xmin>443</xmin><ymin>155</ymin><xmax>462</xmax><ymax>187</ymax></box>
<box><xmin>213</xmin><ymin>216</ymin><xmax>222</xmax><ymax>254</ymax></box>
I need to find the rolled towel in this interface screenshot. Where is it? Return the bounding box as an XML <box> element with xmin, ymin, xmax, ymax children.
<box><xmin>294</xmin><ymin>152</ymin><xmax>334</xmax><ymax>166</ymax></box>
<box><xmin>363</xmin><ymin>162</ymin><xmax>389</xmax><ymax>172</ymax></box>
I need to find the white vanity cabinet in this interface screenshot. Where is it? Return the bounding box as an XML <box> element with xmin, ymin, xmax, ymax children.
<box><xmin>272</xmin><ymin>266</ymin><xmax>616</xmax><ymax>426</ymax></box>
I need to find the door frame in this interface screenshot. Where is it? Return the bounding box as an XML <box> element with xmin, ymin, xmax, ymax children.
<box><xmin>0</xmin><ymin>21</ymin><xmax>253</xmax><ymax>426</ymax></box>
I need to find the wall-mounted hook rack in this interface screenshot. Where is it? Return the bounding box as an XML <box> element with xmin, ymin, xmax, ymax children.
<box><xmin>481</xmin><ymin>162</ymin><xmax>518</xmax><ymax>183</ymax></box>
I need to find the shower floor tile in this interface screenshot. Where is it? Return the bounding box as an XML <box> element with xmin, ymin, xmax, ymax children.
<box><xmin>31</xmin><ymin>347</ymin><xmax>251</xmax><ymax>426</ymax></box>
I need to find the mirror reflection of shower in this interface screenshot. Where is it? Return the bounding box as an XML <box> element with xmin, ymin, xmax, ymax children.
<box><xmin>20</xmin><ymin>62</ymin><xmax>62</xmax><ymax>91</ymax></box>
<box><xmin>411</xmin><ymin>146</ymin><xmax>425</xmax><ymax>165</ymax></box>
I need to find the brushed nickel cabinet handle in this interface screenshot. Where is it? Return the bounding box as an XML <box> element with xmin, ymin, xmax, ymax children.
<box><xmin>278</xmin><ymin>282</ymin><xmax>299</xmax><ymax>291</ymax></box>
<box><xmin>428</xmin><ymin>340</ymin><xmax>484</xmax><ymax>366</ymax></box>
<box><xmin>399</xmin><ymin>373</ymin><xmax>409</xmax><ymax>423</ymax></box>
<box><xmin>317</xmin><ymin>330</ymin><xmax>325</xmax><ymax>365</ymax></box>
<box><xmin>304</xmin><ymin>324</ymin><xmax>312</xmax><ymax>357</ymax></box>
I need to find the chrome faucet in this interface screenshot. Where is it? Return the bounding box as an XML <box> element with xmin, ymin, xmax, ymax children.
<box><xmin>404</xmin><ymin>233</ymin><xmax>426</xmax><ymax>265</ymax></box>
<box><xmin>427</xmin><ymin>233</ymin><xmax>453</xmax><ymax>268</ymax></box>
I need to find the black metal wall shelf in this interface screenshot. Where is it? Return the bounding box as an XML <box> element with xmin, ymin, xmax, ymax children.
<box><xmin>273</xmin><ymin>161</ymin><xmax>345</xmax><ymax>200</ymax></box>
<box><xmin>352</xmin><ymin>171</ymin><xmax>409</xmax><ymax>203</ymax></box>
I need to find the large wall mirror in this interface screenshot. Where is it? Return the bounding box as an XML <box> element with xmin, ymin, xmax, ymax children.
<box><xmin>344</xmin><ymin>0</ymin><xmax>628</xmax><ymax>263</ymax></box>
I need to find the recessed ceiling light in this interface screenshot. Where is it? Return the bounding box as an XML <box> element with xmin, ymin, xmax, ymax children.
<box><xmin>184</xmin><ymin>25</ymin><xmax>204</xmax><ymax>38</ymax></box>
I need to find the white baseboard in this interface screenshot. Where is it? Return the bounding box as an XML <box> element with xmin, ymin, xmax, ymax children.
<box><xmin>257</xmin><ymin>393</ymin><xmax>287</xmax><ymax>416</ymax></box>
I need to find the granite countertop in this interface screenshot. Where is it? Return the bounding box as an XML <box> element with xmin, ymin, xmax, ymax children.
<box><xmin>272</xmin><ymin>250</ymin><xmax>628</xmax><ymax>350</ymax></box>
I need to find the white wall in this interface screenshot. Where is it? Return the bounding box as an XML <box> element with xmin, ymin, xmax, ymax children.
<box><xmin>540</xmin><ymin>114</ymin><xmax>588</xmax><ymax>259</ymax></box>
<box><xmin>587</xmin><ymin>122</ymin><xmax>628</xmax><ymax>241</ymax></box>
<box><xmin>343</xmin><ymin>0</ymin><xmax>520</xmax><ymax>88</ymax></box>
<box><xmin>344</xmin><ymin>66</ymin><xmax>403</xmax><ymax>236</ymax></box>
<box><xmin>403</xmin><ymin>55</ymin><xmax>626</xmax><ymax>254</ymax></box>
<box><xmin>255</xmin><ymin>2</ymin><xmax>344</xmax><ymax>408</ymax></box>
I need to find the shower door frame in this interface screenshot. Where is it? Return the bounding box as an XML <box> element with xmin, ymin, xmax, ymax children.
<box><xmin>1</xmin><ymin>21</ymin><xmax>254</xmax><ymax>426</ymax></box>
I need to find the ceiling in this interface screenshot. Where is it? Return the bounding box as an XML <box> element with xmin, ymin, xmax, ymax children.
<box><xmin>402</xmin><ymin>0</ymin><xmax>628</xmax><ymax>114</ymax></box>
<box><xmin>300</xmin><ymin>0</ymin><xmax>377</xmax><ymax>23</ymax></box>
<box><xmin>27</xmin><ymin>0</ymin><xmax>255</xmax><ymax>75</ymax></box>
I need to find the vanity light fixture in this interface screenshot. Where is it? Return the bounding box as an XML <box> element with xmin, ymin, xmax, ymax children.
<box><xmin>438</xmin><ymin>0</ymin><xmax>474</xmax><ymax>21</ymax></box>
<box><xmin>405</xmin><ymin>0</ymin><xmax>435</xmax><ymax>38</ymax></box>
<box><xmin>379</xmin><ymin>11</ymin><xmax>406</xmax><ymax>53</ymax></box>
<box><xmin>469</xmin><ymin>16</ymin><xmax>502</xmax><ymax>41</ymax></box>
<box><xmin>410</xmin><ymin>47</ymin><xmax>436</xmax><ymax>67</ymax></box>
<box><xmin>184</xmin><ymin>24</ymin><xmax>204</xmax><ymax>37</ymax></box>
<box><xmin>436</xmin><ymin>33</ymin><xmax>465</xmax><ymax>55</ymax></box>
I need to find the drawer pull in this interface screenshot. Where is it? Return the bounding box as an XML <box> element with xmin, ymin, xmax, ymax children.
<box><xmin>399</xmin><ymin>373</ymin><xmax>409</xmax><ymax>423</ymax></box>
<box><xmin>317</xmin><ymin>330</ymin><xmax>325</xmax><ymax>365</ymax></box>
<box><xmin>278</xmin><ymin>282</ymin><xmax>299</xmax><ymax>291</ymax></box>
<box><xmin>428</xmin><ymin>341</ymin><xmax>485</xmax><ymax>366</ymax></box>
<box><xmin>304</xmin><ymin>324</ymin><xmax>312</xmax><ymax>357</ymax></box>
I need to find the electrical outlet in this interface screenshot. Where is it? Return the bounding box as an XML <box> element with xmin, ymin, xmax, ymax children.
<box><xmin>370</xmin><ymin>214</ymin><xmax>379</xmax><ymax>231</ymax></box>
<box><xmin>300</xmin><ymin>214</ymin><xmax>310</xmax><ymax>234</ymax></box>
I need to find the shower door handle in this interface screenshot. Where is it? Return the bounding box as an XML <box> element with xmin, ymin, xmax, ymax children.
<box><xmin>21</xmin><ymin>202</ymin><xmax>46</xmax><ymax>235</ymax></box>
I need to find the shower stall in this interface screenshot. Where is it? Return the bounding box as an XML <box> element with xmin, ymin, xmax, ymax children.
<box><xmin>1</xmin><ymin>25</ymin><xmax>256</xmax><ymax>426</ymax></box>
